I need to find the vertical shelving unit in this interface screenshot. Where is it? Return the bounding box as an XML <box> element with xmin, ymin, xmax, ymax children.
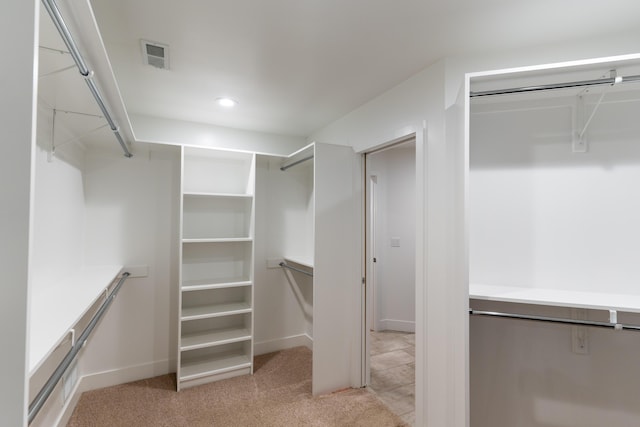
<box><xmin>177</xmin><ymin>147</ymin><xmax>255</xmax><ymax>390</ymax></box>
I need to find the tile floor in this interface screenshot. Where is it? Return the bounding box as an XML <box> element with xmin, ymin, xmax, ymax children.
<box><xmin>368</xmin><ymin>330</ymin><xmax>415</xmax><ymax>426</ymax></box>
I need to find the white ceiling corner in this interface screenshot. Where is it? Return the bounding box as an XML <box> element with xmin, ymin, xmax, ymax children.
<box><xmin>87</xmin><ymin>0</ymin><xmax>640</xmax><ymax>137</ymax></box>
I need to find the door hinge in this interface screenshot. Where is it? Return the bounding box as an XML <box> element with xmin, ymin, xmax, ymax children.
<box><xmin>362</xmin><ymin>277</ymin><xmax>366</xmax><ymax>285</ymax></box>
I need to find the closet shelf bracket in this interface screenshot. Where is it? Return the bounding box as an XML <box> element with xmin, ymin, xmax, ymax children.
<box><xmin>49</xmin><ymin>109</ymin><xmax>106</xmax><ymax>162</ymax></box>
<box><xmin>572</xmin><ymin>70</ymin><xmax>622</xmax><ymax>153</ymax></box>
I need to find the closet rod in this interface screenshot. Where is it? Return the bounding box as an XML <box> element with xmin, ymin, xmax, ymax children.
<box><xmin>470</xmin><ymin>74</ymin><xmax>640</xmax><ymax>98</ymax></box>
<box><xmin>280</xmin><ymin>155</ymin><xmax>314</xmax><ymax>171</ymax></box>
<box><xmin>279</xmin><ymin>262</ymin><xmax>314</xmax><ymax>277</ymax></box>
<box><xmin>41</xmin><ymin>0</ymin><xmax>133</xmax><ymax>158</ymax></box>
<box><xmin>469</xmin><ymin>309</ymin><xmax>640</xmax><ymax>331</ymax></box>
<box><xmin>28</xmin><ymin>272</ymin><xmax>131</xmax><ymax>425</ymax></box>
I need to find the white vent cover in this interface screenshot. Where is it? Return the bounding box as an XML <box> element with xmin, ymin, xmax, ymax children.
<box><xmin>141</xmin><ymin>40</ymin><xmax>169</xmax><ymax>70</ymax></box>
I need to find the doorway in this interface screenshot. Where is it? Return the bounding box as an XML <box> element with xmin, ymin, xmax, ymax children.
<box><xmin>364</xmin><ymin>137</ymin><xmax>416</xmax><ymax>425</ymax></box>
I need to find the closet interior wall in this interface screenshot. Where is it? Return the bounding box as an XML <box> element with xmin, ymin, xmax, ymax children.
<box><xmin>469</xmin><ymin>62</ymin><xmax>640</xmax><ymax>426</ymax></box>
<box><xmin>30</xmin><ymin>124</ymin><xmax>180</xmax><ymax>426</ymax></box>
<box><xmin>254</xmin><ymin>155</ymin><xmax>314</xmax><ymax>354</ymax></box>
<box><xmin>31</xmin><ymin>11</ymin><xmax>181</xmax><ymax>419</ymax></box>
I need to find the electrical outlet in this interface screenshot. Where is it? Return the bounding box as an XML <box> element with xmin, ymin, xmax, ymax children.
<box><xmin>571</xmin><ymin>309</ymin><xmax>589</xmax><ymax>355</ymax></box>
<box><xmin>572</xmin><ymin>326</ymin><xmax>589</xmax><ymax>354</ymax></box>
<box><xmin>572</xmin><ymin>134</ymin><xmax>588</xmax><ymax>153</ymax></box>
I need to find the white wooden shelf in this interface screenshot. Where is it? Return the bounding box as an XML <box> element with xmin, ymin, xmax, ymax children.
<box><xmin>183</xmin><ymin>192</ymin><xmax>253</xmax><ymax>199</ymax></box>
<box><xmin>283</xmin><ymin>255</ymin><xmax>314</xmax><ymax>269</ymax></box>
<box><xmin>180</xmin><ymin>328</ymin><xmax>252</xmax><ymax>351</ymax></box>
<box><xmin>181</xmin><ymin>279</ymin><xmax>252</xmax><ymax>292</ymax></box>
<box><xmin>29</xmin><ymin>265</ymin><xmax>123</xmax><ymax>372</ymax></box>
<box><xmin>180</xmin><ymin>352</ymin><xmax>251</xmax><ymax>382</ymax></box>
<box><xmin>182</xmin><ymin>237</ymin><xmax>253</xmax><ymax>244</ymax></box>
<box><xmin>181</xmin><ymin>302</ymin><xmax>252</xmax><ymax>321</ymax></box>
<box><xmin>178</xmin><ymin>146</ymin><xmax>255</xmax><ymax>390</ymax></box>
<box><xmin>470</xmin><ymin>283</ymin><xmax>640</xmax><ymax>314</ymax></box>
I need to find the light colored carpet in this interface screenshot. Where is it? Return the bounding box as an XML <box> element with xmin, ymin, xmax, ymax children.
<box><xmin>68</xmin><ymin>347</ymin><xmax>407</xmax><ymax>426</ymax></box>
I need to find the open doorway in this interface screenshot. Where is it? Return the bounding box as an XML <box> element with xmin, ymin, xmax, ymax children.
<box><xmin>364</xmin><ymin>137</ymin><xmax>416</xmax><ymax>425</ymax></box>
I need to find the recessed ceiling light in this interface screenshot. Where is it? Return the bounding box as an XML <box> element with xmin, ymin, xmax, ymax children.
<box><xmin>216</xmin><ymin>97</ymin><xmax>238</xmax><ymax>108</ymax></box>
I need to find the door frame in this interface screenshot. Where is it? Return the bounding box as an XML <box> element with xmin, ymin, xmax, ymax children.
<box><xmin>362</xmin><ymin>134</ymin><xmax>418</xmax><ymax>386</ymax></box>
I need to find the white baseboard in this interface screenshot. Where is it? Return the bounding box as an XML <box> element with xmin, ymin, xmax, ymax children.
<box><xmin>80</xmin><ymin>359</ymin><xmax>172</xmax><ymax>392</ymax></box>
<box><xmin>379</xmin><ymin>319</ymin><xmax>415</xmax><ymax>333</ymax></box>
<box><xmin>254</xmin><ymin>333</ymin><xmax>313</xmax><ymax>355</ymax></box>
<box><xmin>54</xmin><ymin>359</ymin><xmax>172</xmax><ymax>426</ymax></box>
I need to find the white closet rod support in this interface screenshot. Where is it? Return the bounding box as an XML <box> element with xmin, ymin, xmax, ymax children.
<box><xmin>469</xmin><ymin>309</ymin><xmax>640</xmax><ymax>331</ymax></box>
<box><xmin>279</xmin><ymin>261</ymin><xmax>314</xmax><ymax>277</ymax></box>
<box><xmin>39</xmin><ymin>45</ymin><xmax>71</xmax><ymax>55</ymax></box>
<box><xmin>39</xmin><ymin>64</ymin><xmax>76</xmax><ymax>79</ymax></box>
<box><xmin>28</xmin><ymin>272</ymin><xmax>131</xmax><ymax>425</ymax></box>
<box><xmin>470</xmin><ymin>74</ymin><xmax>640</xmax><ymax>98</ymax></box>
<box><xmin>41</xmin><ymin>0</ymin><xmax>133</xmax><ymax>158</ymax></box>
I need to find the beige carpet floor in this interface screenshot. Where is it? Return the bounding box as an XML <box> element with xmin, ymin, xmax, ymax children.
<box><xmin>68</xmin><ymin>347</ymin><xmax>407</xmax><ymax>426</ymax></box>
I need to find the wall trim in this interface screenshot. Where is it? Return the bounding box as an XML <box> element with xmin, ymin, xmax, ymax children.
<box><xmin>54</xmin><ymin>358</ymin><xmax>172</xmax><ymax>426</ymax></box>
<box><xmin>379</xmin><ymin>319</ymin><xmax>415</xmax><ymax>333</ymax></box>
<box><xmin>254</xmin><ymin>334</ymin><xmax>313</xmax><ymax>356</ymax></box>
<box><xmin>80</xmin><ymin>359</ymin><xmax>172</xmax><ymax>393</ymax></box>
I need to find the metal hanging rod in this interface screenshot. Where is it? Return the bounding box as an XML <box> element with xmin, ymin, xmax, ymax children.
<box><xmin>280</xmin><ymin>154</ymin><xmax>314</xmax><ymax>171</ymax></box>
<box><xmin>469</xmin><ymin>309</ymin><xmax>640</xmax><ymax>331</ymax></box>
<box><xmin>470</xmin><ymin>74</ymin><xmax>640</xmax><ymax>98</ymax></box>
<box><xmin>279</xmin><ymin>261</ymin><xmax>314</xmax><ymax>277</ymax></box>
<box><xmin>28</xmin><ymin>272</ymin><xmax>131</xmax><ymax>424</ymax></box>
<box><xmin>41</xmin><ymin>0</ymin><xmax>133</xmax><ymax>158</ymax></box>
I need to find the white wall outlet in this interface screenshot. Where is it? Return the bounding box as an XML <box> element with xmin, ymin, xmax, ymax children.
<box><xmin>123</xmin><ymin>265</ymin><xmax>149</xmax><ymax>278</ymax></box>
<box><xmin>390</xmin><ymin>237</ymin><xmax>401</xmax><ymax>247</ymax></box>
<box><xmin>572</xmin><ymin>134</ymin><xmax>588</xmax><ymax>153</ymax></box>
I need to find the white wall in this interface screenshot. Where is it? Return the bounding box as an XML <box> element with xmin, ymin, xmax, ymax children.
<box><xmin>28</xmin><ymin>103</ymin><xmax>89</xmax><ymax>427</ymax></box>
<box><xmin>469</xmin><ymin>70</ymin><xmax>640</xmax><ymax>426</ymax></box>
<box><xmin>1</xmin><ymin>1</ymin><xmax>38</xmax><ymax>425</ymax></box>
<box><xmin>470</xmin><ymin>91</ymin><xmax>640</xmax><ymax>293</ymax></box>
<box><xmin>31</xmin><ymin>106</ymin><xmax>87</xmax><ymax>291</ymax></box>
<box><xmin>310</xmin><ymin>59</ymin><xmax>456</xmax><ymax>426</ymax></box>
<box><xmin>79</xmin><ymin>144</ymin><xmax>180</xmax><ymax>387</ymax></box>
<box><xmin>369</xmin><ymin>143</ymin><xmax>416</xmax><ymax>332</ymax></box>
<box><xmin>310</xmin><ymin>31</ymin><xmax>640</xmax><ymax>426</ymax></box>
<box><xmin>253</xmin><ymin>155</ymin><xmax>313</xmax><ymax>354</ymax></box>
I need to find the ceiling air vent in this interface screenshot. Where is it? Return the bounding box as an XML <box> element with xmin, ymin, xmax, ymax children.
<box><xmin>141</xmin><ymin>40</ymin><xmax>169</xmax><ymax>70</ymax></box>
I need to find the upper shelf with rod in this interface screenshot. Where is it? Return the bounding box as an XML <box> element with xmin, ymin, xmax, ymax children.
<box><xmin>281</xmin><ymin>143</ymin><xmax>314</xmax><ymax>171</ymax></box>
<box><xmin>40</xmin><ymin>0</ymin><xmax>133</xmax><ymax>158</ymax></box>
<box><xmin>470</xmin><ymin>283</ymin><xmax>640</xmax><ymax>314</ymax></box>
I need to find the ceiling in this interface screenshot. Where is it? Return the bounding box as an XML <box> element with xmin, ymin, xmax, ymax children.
<box><xmin>87</xmin><ymin>0</ymin><xmax>640</xmax><ymax>137</ymax></box>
